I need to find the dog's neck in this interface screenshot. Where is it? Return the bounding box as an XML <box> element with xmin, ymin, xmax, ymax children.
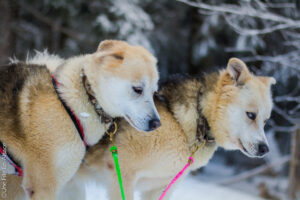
<box><xmin>158</xmin><ymin>74</ymin><xmax>218</xmax><ymax>148</ymax></box>
<box><xmin>81</xmin><ymin>72</ymin><xmax>114</xmax><ymax>124</ymax></box>
<box><xmin>53</xmin><ymin>55</ymin><xmax>112</xmax><ymax>146</ymax></box>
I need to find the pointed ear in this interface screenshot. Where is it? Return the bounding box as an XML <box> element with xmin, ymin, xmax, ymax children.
<box><xmin>97</xmin><ymin>40</ymin><xmax>115</xmax><ymax>52</ymax></box>
<box><xmin>227</xmin><ymin>58</ymin><xmax>250</xmax><ymax>85</ymax></box>
<box><xmin>93</xmin><ymin>40</ymin><xmax>125</xmax><ymax>63</ymax></box>
<box><xmin>258</xmin><ymin>76</ymin><xmax>276</xmax><ymax>87</ymax></box>
<box><xmin>92</xmin><ymin>51</ymin><xmax>124</xmax><ymax>64</ymax></box>
<box><xmin>97</xmin><ymin>40</ymin><xmax>126</xmax><ymax>52</ymax></box>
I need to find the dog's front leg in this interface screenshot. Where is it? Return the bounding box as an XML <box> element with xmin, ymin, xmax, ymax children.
<box><xmin>141</xmin><ymin>186</ymin><xmax>171</xmax><ymax>200</ymax></box>
<box><xmin>108</xmin><ymin>172</ymin><xmax>135</xmax><ymax>200</ymax></box>
<box><xmin>22</xmin><ymin>158</ymin><xmax>59</xmax><ymax>200</ymax></box>
<box><xmin>57</xmin><ymin>178</ymin><xmax>86</xmax><ymax>200</ymax></box>
<box><xmin>141</xmin><ymin>178</ymin><xmax>181</xmax><ymax>200</ymax></box>
<box><xmin>23</xmin><ymin>179</ymin><xmax>57</xmax><ymax>200</ymax></box>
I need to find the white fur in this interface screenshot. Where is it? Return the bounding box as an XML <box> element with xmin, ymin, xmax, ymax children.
<box><xmin>80</xmin><ymin>113</ymin><xmax>90</xmax><ymax>118</ymax></box>
<box><xmin>96</xmin><ymin>76</ymin><xmax>159</xmax><ymax>131</ymax></box>
<box><xmin>225</xmin><ymin>83</ymin><xmax>273</xmax><ymax>157</ymax></box>
<box><xmin>10</xmin><ymin>50</ymin><xmax>64</xmax><ymax>73</ymax></box>
<box><xmin>25</xmin><ymin>50</ymin><xmax>160</xmax><ymax>132</ymax></box>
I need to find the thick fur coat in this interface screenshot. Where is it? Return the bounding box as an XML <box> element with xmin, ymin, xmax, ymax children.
<box><xmin>0</xmin><ymin>40</ymin><xmax>159</xmax><ymax>200</ymax></box>
<box><xmin>4</xmin><ymin>58</ymin><xmax>275</xmax><ymax>200</ymax></box>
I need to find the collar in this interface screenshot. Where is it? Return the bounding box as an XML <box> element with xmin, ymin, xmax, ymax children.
<box><xmin>52</xmin><ymin>72</ymin><xmax>116</xmax><ymax>147</ymax></box>
<box><xmin>81</xmin><ymin>71</ymin><xmax>119</xmax><ymax>144</ymax></box>
<box><xmin>81</xmin><ymin>71</ymin><xmax>114</xmax><ymax>124</ymax></box>
<box><xmin>195</xmin><ymin>89</ymin><xmax>215</xmax><ymax>145</ymax></box>
<box><xmin>155</xmin><ymin>88</ymin><xmax>215</xmax><ymax>146</ymax></box>
<box><xmin>52</xmin><ymin>75</ymin><xmax>88</xmax><ymax>147</ymax></box>
<box><xmin>188</xmin><ymin>89</ymin><xmax>215</xmax><ymax>160</ymax></box>
<box><xmin>0</xmin><ymin>141</ymin><xmax>23</xmax><ymax>176</ymax></box>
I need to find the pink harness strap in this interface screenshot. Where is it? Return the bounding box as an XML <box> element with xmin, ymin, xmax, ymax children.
<box><xmin>0</xmin><ymin>143</ymin><xmax>23</xmax><ymax>177</ymax></box>
<box><xmin>159</xmin><ymin>157</ymin><xmax>194</xmax><ymax>200</ymax></box>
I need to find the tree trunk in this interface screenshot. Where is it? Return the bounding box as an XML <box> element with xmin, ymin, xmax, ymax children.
<box><xmin>187</xmin><ymin>7</ymin><xmax>202</xmax><ymax>75</ymax></box>
<box><xmin>289</xmin><ymin>128</ymin><xmax>300</xmax><ymax>199</ymax></box>
<box><xmin>0</xmin><ymin>0</ymin><xmax>17</xmax><ymax>65</ymax></box>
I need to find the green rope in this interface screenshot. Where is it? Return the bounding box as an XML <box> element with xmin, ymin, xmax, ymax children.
<box><xmin>110</xmin><ymin>145</ymin><xmax>126</xmax><ymax>200</ymax></box>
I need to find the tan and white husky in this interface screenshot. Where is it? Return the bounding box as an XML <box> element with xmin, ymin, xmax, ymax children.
<box><xmin>0</xmin><ymin>40</ymin><xmax>160</xmax><ymax>200</ymax></box>
<box><xmin>5</xmin><ymin>58</ymin><xmax>275</xmax><ymax>200</ymax></box>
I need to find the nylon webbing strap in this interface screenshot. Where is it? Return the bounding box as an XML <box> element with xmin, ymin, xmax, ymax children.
<box><xmin>110</xmin><ymin>145</ymin><xmax>125</xmax><ymax>200</ymax></box>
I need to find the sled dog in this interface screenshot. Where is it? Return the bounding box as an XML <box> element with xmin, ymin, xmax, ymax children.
<box><xmin>5</xmin><ymin>58</ymin><xmax>275</xmax><ymax>200</ymax></box>
<box><xmin>0</xmin><ymin>40</ymin><xmax>160</xmax><ymax>200</ymax></box>
<box><xmin>66</xmin><ymin>58</ymin><xmax>275</xmax><ymax>200</ymax></box>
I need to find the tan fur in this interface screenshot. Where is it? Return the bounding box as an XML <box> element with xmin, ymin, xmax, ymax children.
<box><xmin>4</xmin><ymin>58</ymin><xmax>275</xmax><ymax>200</ymax></box>
<box><xmin>0</xmin><ymin>40</ymin><xmax>159</xmax><ymax>200</ymax></box>
<box><xmin>92</xmin><ymin>40</ymin><xmax>157</xmax><ymax>82</ymax></box>
<box><xmin>202</xmin><ymin>59</ymin><xmax>275</xmax><ymax>149</ymax></box>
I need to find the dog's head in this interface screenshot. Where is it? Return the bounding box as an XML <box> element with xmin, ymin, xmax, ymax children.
<box><xmin>207</xmin><ymin>58</ymin><xmax>276</xmax><ymax>158</ymax></box>
<box><xmin>84</xmin><ymin>40</ymin><xmax>160</xmax><ymax>132</ymax></box>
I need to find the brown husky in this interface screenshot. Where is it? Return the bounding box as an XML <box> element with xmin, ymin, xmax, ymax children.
<box><xmin>0</xmin><ymin>40</ymin><xmax>160</xmax><ymax>200</ymax></box>
<box><xmin>4</xmin><ymin>58</ymin><xmax>275</xmax><ymax>200</ymax></box>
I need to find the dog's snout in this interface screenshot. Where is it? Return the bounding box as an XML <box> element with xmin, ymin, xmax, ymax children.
<box><xmin>257</xmin><ymin>142</ymin><xmax>269</xmax><ymax>156</ymax></box>
<box><xmin>148</xmin><ymin>118</ymin><xmax>161</xmax><ymax>131</ymax></box>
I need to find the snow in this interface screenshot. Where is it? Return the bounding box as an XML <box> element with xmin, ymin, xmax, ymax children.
<box><xmin>230</xmin><ymin>175</ymin><xmax>289</xmax><ymax>200</ymax></box>
<box><xmin>80</xmin><ymin>112</ymin><xmax>91</xmax><ymax>118</ymax></box>
<box><xmin>85</xmin><ymin>175</ymin><xmax>264</xmax><ymax>200</ymax></box>
<box><xmin>95</xmin><ymin>15</ymin><xmax>116</xmax><ymax>33</ymax></box>
<box><xmin>93</xmin><ymin>0</ymin><xmax>155</xmax><ymax>53</ymax></box>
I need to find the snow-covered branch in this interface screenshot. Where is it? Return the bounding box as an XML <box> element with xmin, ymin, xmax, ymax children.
<box><xmin>177</xmin><ymin>0</ymin><xmax>300</xmax><ymax>27</ymax></box>
<box><xmin>241</xmin><ymin>54</ymin><xmax>300</xmax><ymax>72</ymax></box>
<box><xmin>268</xmin><ymin>120</ymin><xmax>297</xmax><ymax>132</ymax></box>
<box><xmin>177</xmin><ymin>0</ymin><xmax>300</xmax><ymax>41</ymax></box>
<box><xmin>224</xmin><ymin>15</ymin><xmax>299</xmax><ymax>36</ymax></box>
<box><xmin>275</xmin><ymin>96</ymin><xmax>300</xmax><ymax>103</ymax></box>
<box><xmin>273</xmin><ymin>105</ymin><xmax>299</xmax><ymax>125</ymax></box>
<box><xmin>216</xmin><ymin>155</ymin><xmax>290</xmax><ymax>185</ymax></box>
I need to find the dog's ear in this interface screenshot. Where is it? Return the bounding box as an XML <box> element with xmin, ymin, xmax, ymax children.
<box><xmin>258</xmin><ymin>76</ymin><xmax>276</xmax><ymax>87</ymax></box>
<box><xmin>227</xmin><ymin>58</ymin><xmax>250</xmax><ymax>85</ymax></box>
<box><xmin>97</xmin><ymin>40</ymin><xmax>117</xmax><ymax>52</ymax></box>
<box><xmin>93</xmin><ymin>40</ymin><xmax>125</xmax><ymax>63</ymax></box>
<box><xmin>93</xmin><ymin>51</ymin><xmax>124</xmax><ymax>61</ymax></box>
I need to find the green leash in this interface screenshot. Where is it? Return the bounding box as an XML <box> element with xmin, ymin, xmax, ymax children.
<box><xmin>110</xmin><ymin>145</ymin><xmax>125</xmax><ymax>200</ymax></box>
<box><xmin>106</xmin><ymin>122</ymin><xmax>126</xmax><ymax>200</ymax></box>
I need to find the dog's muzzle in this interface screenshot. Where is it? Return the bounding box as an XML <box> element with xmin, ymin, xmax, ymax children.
<box><xmin>148</xmin><ymin>118</ymin><xmax>161</xmax><ymax>131</ymax></box>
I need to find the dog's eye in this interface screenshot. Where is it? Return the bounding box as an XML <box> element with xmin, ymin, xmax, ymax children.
<box><xmin>264</xmin><ymin>119</ymin><xmax>268</xmax><ymax>124</ymax></box>
<box><xmin>246</xmin><ymin>112</ymin><xmax>256</xmax><ymax>120</ymax></box>
<box><xmin>132</xmin><ymin>87</ymin><xmax>143</xmax><ymax>95</ymax></box>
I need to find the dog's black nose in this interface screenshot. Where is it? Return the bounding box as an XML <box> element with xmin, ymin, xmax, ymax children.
<box><xmin>258</xmin><ymin>143</ymin><xmax>269</xmax><ymax>156</ymax></box>
<box><xmin>148</xmin><ymin>119</ymin><xmax>161</xmax><ymax>131</ymax></box>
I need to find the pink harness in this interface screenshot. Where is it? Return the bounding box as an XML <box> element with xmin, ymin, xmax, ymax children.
<box><xmin>159</xmin><ymin>139</ymin><xmax>207</xmax><ymax>200</ymax></box>
<box><xmin>159</xmin><ymin>157</ymin><xmax>194</xmax><ymax>200</ymax></box>
<box><xmin>159</xmin><ymin>88</ymin><xmax>214</xmax><ymax>199</ymax></box>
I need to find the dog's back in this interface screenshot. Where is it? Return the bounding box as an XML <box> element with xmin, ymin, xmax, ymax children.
<box><xmin>0</xmin><ymin>63</ymin><xmax>56</xmax><ymax>177</ymax></box>
<box><xmin>0</xmin><ymin>63</ymin><xmax>50</xmax><ymax>140</ymax></box>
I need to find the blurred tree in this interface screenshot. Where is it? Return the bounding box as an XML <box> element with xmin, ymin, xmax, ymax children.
<box><xmin>289</xmin><ymin>128</ymin><xmax>300</xmax><ymax>199</ymax></box>
<box><xmin>177</xmin><ymin>0</ymin><xmax>300</xmax><ymax>154</ymax></box>
<box><xmin>0</xmin><ymin>2</ymin><xmax>298</xmax><ymax>197</ymax></box>
<box><xmin>0</xmin><ymin>0</ymin><xmax>17</xmax><ymax>64</ymax></box>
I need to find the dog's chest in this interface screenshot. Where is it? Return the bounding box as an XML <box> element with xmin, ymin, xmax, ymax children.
<box><xmin>55</xmin><ymin>141</ymin><xmax>86</xmax><ymax>185</ymax></box>
<box><xmin>189</xmin><ymin>143</ymin><xmax>217</xmax><ymax>171</ymax></box>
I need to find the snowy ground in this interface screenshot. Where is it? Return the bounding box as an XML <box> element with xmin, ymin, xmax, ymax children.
<box><xmin>85</xmin><ymin>175</ymin><xmax>265</xmax><ymax>200</ymax></box>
